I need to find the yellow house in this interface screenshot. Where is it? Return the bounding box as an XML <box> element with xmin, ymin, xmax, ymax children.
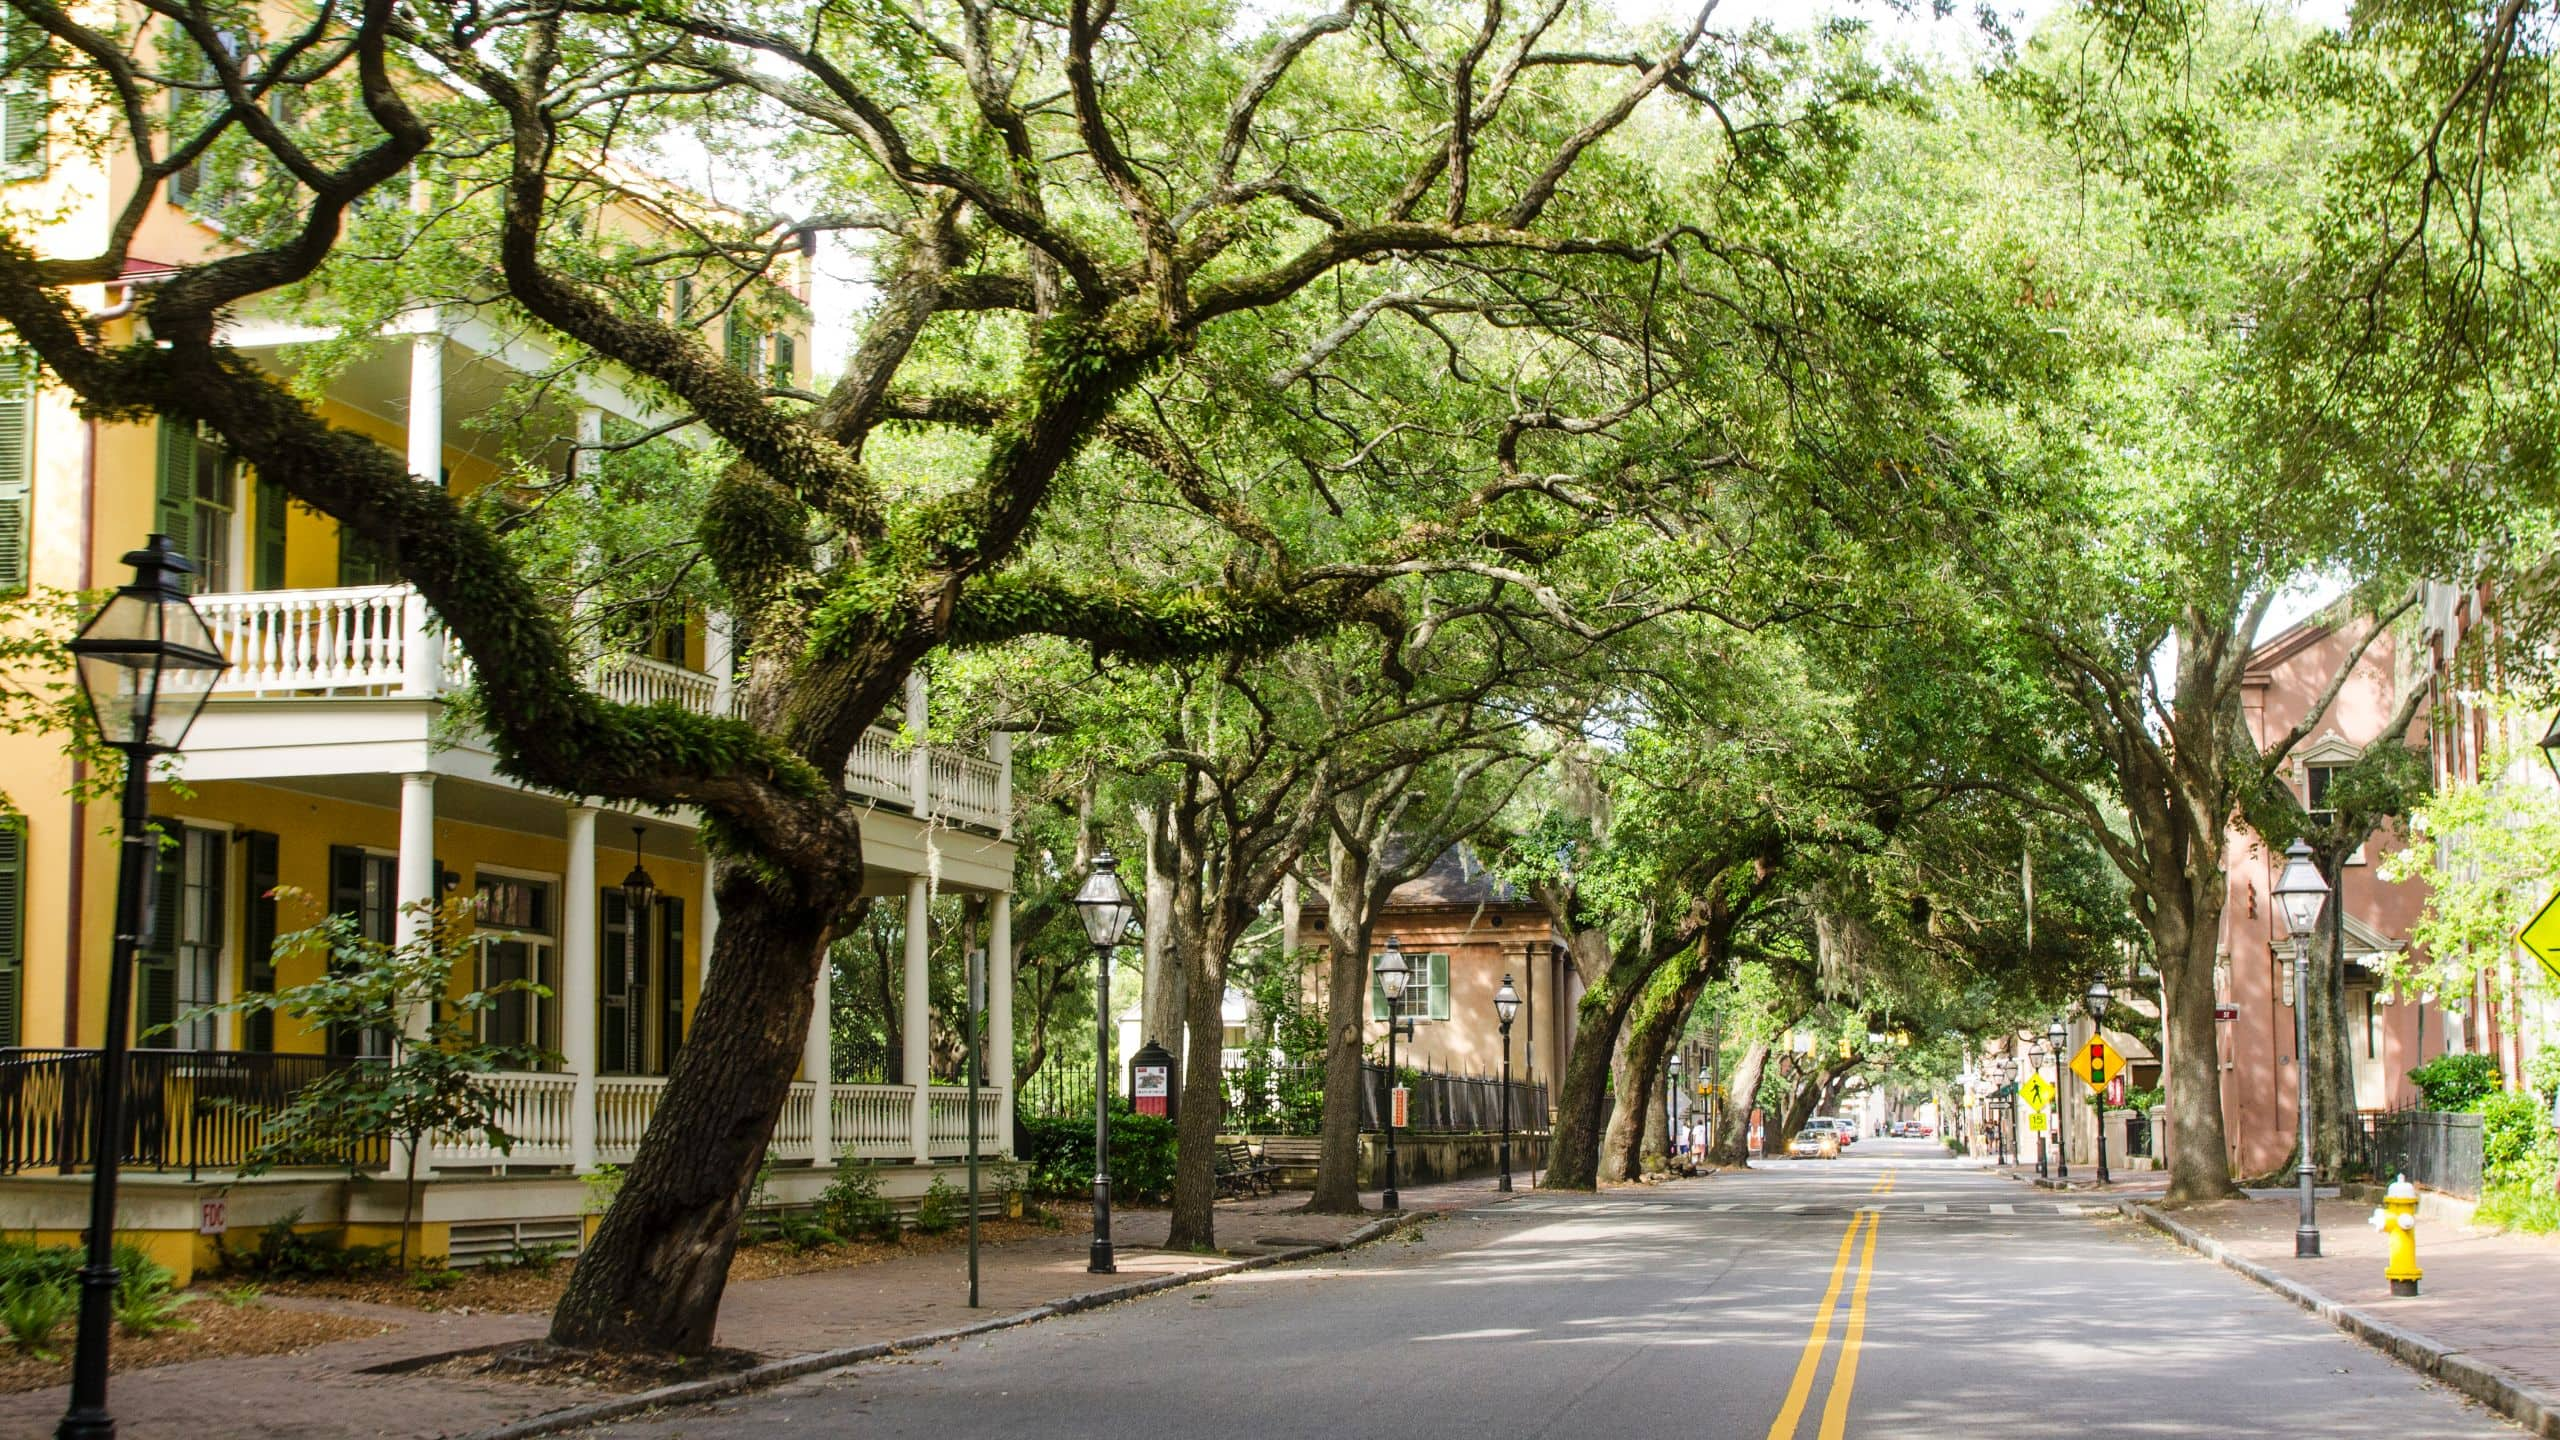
<box><xmin>0</xmin><ymin>13</ymin><xmax>1019</xmax><ymax>1277</ymax></box>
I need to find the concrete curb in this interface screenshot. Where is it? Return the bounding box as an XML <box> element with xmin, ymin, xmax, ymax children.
<box><xmin>2122</xmin><ymin>1200</ymin><xmax>2560</xmax><ymax>1438</ymax></box>
<box><xmin>455</xmin><ymin>1208</ymin><xmax>1445</xmax><ymax>1440</ymax></box>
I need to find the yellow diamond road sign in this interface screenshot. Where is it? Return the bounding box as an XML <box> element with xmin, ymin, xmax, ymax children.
<box><xmin>2070</xmin><ymin>1038</ymin><xmax>2126</xmax><ymax>1086</ymax></box>
<box><xmin>2519</xmin><ymin>892</ymin><xmax>2560</xmax><ymax>987</ymax></box>
<box><xmin>2018</xmin><ymin>1074</ymin><xmax>2054</xmax><ymax>1108</ymax></box>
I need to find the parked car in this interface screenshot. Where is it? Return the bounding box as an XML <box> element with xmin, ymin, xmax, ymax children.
<box><xmin>1788</xmin><ymin>1129</ymin><xmax>1842</xmax><ymax>1159</ymax></box>
<box><xmin>1813</xmin><ymin>1116</ymin><xmax>1855</xmax><ymax>1145</ymax></box>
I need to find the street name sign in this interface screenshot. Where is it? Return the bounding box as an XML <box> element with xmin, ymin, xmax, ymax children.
<box><xmin>2214</xmin><ymin>1005</ymin><xmax>2239</xmax><ymax>1021</ymax></box>
<box><xmin>2018</xmin><ymin>1074</ymin><xmax>2055</xmax><ymax>1108</ymax></box>
<box><xmin>2069</xmin><ymin>1039</ymin><xmax>2126</xmax><ymax>1086</ymax></box>
<box><xmin>2518</xmin><ymin>892</ymin><xmax>2560</xmax><ymax>987</ymax></box>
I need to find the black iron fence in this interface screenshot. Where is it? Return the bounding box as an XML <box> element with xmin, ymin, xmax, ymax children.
<box><xmin>0</xmin><ymin>1048</ymin><xmax>388</xmax><ymax>1178</ymax></box>
<box><xmin>1018</xmin><ymin>1059</ymin><xmax>1550</xmax><ymax>1136</ymax></box>
<box><xmin>2356</xmin><ymin>1109</ymin><xmax>2483</xmax><ymax>1198</ymax></box>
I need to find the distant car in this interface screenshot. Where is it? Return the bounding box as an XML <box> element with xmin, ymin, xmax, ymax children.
<box><xmin>1814</xmin><ymin>1116</ymin><xmax>1855</xmax><ymax>1145</ymax></box>
<box><xmin>1789</xmin><ymin>1129</ymin><xmax>1842</xmax><ymax>1159</ymax></box>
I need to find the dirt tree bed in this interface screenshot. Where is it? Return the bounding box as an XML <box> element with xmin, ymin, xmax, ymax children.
<box><xmin>0</xmin><ymin>1298</ymin><xmax>389</xmax><ymax>1394</ymax></box>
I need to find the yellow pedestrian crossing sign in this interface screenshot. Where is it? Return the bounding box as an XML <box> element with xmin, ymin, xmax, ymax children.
<box><xmin>2518</xmin><ymin>892</ymin><xmax>2560</xmax><ymax>987</ymax></box>
<box><xmin>2070</xmin><ymin>1038</ymin><xmax>2125</xmax><ymax>1086</ymax></box>
<box><xmin>2025</xmin><ymin>1110</ymin><xmax>2048</xmax><ymax>1132</ymax></box>
<box><xmin>2018</xmin><ymin>1074</ymin><xmax>2054</xmax><ymax>1108</ymax></box>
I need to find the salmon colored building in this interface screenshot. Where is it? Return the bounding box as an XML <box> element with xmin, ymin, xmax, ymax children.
<box><xmin>2208</xmin><ymin>609</ymin><xmax>2448</xmax><ymax>1179</ymax></box>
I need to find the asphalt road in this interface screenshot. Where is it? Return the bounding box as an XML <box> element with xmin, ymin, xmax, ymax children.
<box><xmin>586</xmin><ymin>1139</ymin><xmax>2520</xmax><ymax>1438</ymax></box>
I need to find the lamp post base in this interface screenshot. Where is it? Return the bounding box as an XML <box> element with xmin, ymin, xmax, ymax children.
<box><xmin>2295</xmin><ymin>1227</ymin><xmax>2321</xmax><ymax>1259</ymax></box>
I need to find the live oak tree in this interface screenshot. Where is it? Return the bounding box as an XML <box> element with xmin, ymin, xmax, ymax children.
<box><xmin>0</xmin><ymin>0</ymin><xmax>1850</xmax><ymax>1351</ymax></box>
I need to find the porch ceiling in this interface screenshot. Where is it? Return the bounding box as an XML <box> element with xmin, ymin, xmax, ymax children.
<box><xmin>238</xmin><ymin>331</ymin><xmax>576</xmax><ymax>471</ymax></box>
<box><xmin>235</xmin><ymin>773</ymin><xmax>692</xmax><ymax>848</ymax></box>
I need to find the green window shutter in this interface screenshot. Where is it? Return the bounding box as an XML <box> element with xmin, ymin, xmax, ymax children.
<box><xmin>0</xmin><ymin>817</ymin><xmax>24</xmax><ymax>1045</ymax></box>
<box><xmin>672</xmin><ymin>277</ymin><xmax>693</xmax><ymax>323</ymax></box>
<box><xmin>153</xmin><ymin>418</ymin><xmax>195</xmax><ymax>562</ymax></box>
<box><xmin>769</xmin><ymin>332</ymin><xmax>794</xmax><ymax>383</ymax></box>
<box><xmin>601</xmin><ymin>888</ymin><xmax>629</xmax><ymax>1074</ymax></box>
<box><xmin>658</xmin><ymin>896</ymin><xmax>685</xmax><ymax>1067</ymax></box>
<box><xmin>1</xmin><ymin>14</ymin><xmax>48</xmax><ymax>182</ymax></box>
<box><xmin>136</xmin><ymin>824</ymin><xmax>183</xmax><ymax>1048</ymax></box>
<box><xmin>723</xmin><ymin>316</ymin><xmax>756</xmax><ymax>375</ymax></box>
<box><xmin>243</xmin><ymin>830</ymin><xmax>277</xmax><ymax>1051</ymax></box>
<box><xmin>0</xmin><ymin>353</ymin><xmax>31</xmax><ymax>595</ymax></box>
<box><xmin>252</xmin><ymin>475</ymin><xmax>287</xmax><ymax>589</ymax></box>
<box><xmin>1429</xmin><ymin>954</ymin><xmax>1450</xmax><ymax>1022</ymax></box>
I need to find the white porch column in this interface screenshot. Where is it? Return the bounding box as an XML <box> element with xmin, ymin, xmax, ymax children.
<box><xmin>905</xmin><ymin>671</ymin><xmax>930</xmax><ymax>817</ymax></box>
<box><xmin>805</xmin><ymin>943</ymin><xmax>834</xmax><ymax>1165</ymax></box>
<box><xmin>563</xmin><ymin>804</ymin><xmax>600</xmax><ymax>1171</ymax></box>
<box><xmin>397</xmin><ymin>587</ymin><xmax>445</xmax><ymax>698</ymax></box>
<box><xmin>705</xmin><ymin>613</ymin><xmax>736</xmax><ymax>715</ymax></box>
<box><xmin>407</xmin><ymin>322</ymin><xmax>445</xmax><ymax>487</ymax></box>
<box><xmin>989</xmin><ymin>892</ymin><xmax>1014</xmax><ymax>1155</ymax></box>
<box><xmin>393</xmin><ymin>773</ymin><xmax>437</xmax><ymax>1178</ymax></box>
<box><xmin>905</xmin><ymin>875</ymin><xmax>932</xmax><ymax>1163</ymax></box>
<box><xmin>992</xmin><ymin>730</ymin><xmax>1013</xmax><ymax>838</ymax></box>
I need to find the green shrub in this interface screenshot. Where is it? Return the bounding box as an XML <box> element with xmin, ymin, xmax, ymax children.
<box><xmin>2409</xmin><ymin>1053</ymin><xmax>2503</xmax><ymax>1111</ymax></box>
<box><xmin>581</xmin><ymin>1163</ymin><xmax>625</xmax><ymax>1217</ymax></box>
<box><xmin>0</xmin><ymin>1239</ymin><xmax>82</xmax><ymax>1298</ymax></box>
<box><xmin>914</xmin><ymin>1176</ymin><xmax>960</xmax><ymax>1235</ymax></box>
<box><xmin>816</xmin><ymin>1164</ymin><xmax>900</xmax><ymax>1242</ymax></box>
<box><xmin>217</xmin><ymin>1212</ymin><xmax>398</xmax><ymax>1279</ymax></box>
<box><xmin>1019</xmin><ymin>1104</ymin><xmax>1178</xmax><ymax>1202</ymax></box>
<box><xmin>115</xmin><ymin>1281</ymin><xmax>196</xmax><ymax>1337</ymax></box>
<box><xmin>2</xmin><ymin>1279</ymin><xmax>73</xmax><ymax>1359</ymax></box>
<box><xmin>2475</xmin><ymin>1181</ymin><xmax>2560</xmax><ymax>1234</ymax></box>
<box><xmin>409</xmin><ymin>1266</ymin><xmax>463</xmax><ymax>1293</ymax></box>
<box><xmin>494</xmin><ymin>1241</ymin><xmax>568</xmax><ymax>1273</ymax></box>
<box><xmin>2479</xmin><ymin>1089</ymin><xmax>2557</xmax><ymax>1190</ymax></box>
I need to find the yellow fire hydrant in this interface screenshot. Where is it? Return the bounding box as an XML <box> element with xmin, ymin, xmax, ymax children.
<box><xmin>2370</xmin><ymin>1174</ymin><xmax>2421</xmax><ymax>1297</ymax></box>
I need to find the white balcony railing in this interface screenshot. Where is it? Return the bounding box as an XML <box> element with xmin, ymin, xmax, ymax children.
<box><xmin>425</xmin><ymin>1075</ymin><xmax>1008</xmax><ymax>1170</ymax></box>
<box><xmin>195</xmin><ymin>583</ymin><xmax>1011</xmax><ymax>833</ymax></box>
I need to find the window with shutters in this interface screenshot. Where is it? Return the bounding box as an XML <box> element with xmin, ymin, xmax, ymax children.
<box><xmin>0</xmin><ymin>11</ymin><xmax>49</xmax><ymax>182</ymax></box>
<box><xmin>327</xmin><ymin>845</ymin><xmax>396</xmax><ymax>1058</ymax></box>
<box><xmin>0</xmin><ymin>817</ymin><xmax>23</xmax><ymax>1046</ymax></box>
<box><xmin>601</xmin><ymin>888</ymin><xmax>648</xmax><ymax>1074</ymax></box>
<box><xmin>139</xmin><ymin>823</ymin><xmax>224</xmax><ymax>1049</ymax></box>
<box><xmin>658</xmin><ymin>897</ymin><xmax>685</xmax><ymax>1069</ymax></box>
<box><xmin>474</xmin><ymin>870</ymin><xmax>556</xmax><ymax>1060</ymax></box>
<box><xmin>252</xmin><ymin>475</ymin><xmax>287</xmax><ymax>589</ymax></box>
<box><xmin>768</xmin><ymin>332</ymin><xmax>796</xmax><ymax>385</ymax></box>
<box><xmin>241</xmin><ymin>830</ymin><xmax>278</xmax><ymax>1050</ymax></box>
<box><xmin>1369</xmin><ymin>952</ymin><xmax>1450</xmax><ymax>1023</ymax></box>
<box><xmin>0</xmin><ymin>352</ymin><xmax>31</xmax><ymax>596</ymax></box>
<box><xmin>723</xmin><ymin>316</ymin><xmax>758</xmax><ymax>376</ymax></box>
<box><xmin>155</xmin><ymin>417</ymin><xmax>240</xmax><ymax>585</ymax></box>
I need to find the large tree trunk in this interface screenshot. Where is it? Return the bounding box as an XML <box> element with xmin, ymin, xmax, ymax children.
<box><xmin>1709</xmin><ymin>1040</ymin><xmax>1770</xmax><ymax>1165</ymax></box>
<box><xmin>1138</xmin><ymin>800</ymin><xmax>1185</xmax><ymax>1057</ymax></box>
<box><xmin>1544</xmin><ymin>987</ymin><xmax>1635</xmax><ymax>1190</ymax></box>
<box><xmin>1603</xmin><ymin>951</ymin><xmax>1710</xmax><ymax>1180</ymax></box>
<box><xmin>1307</xmin><ymin>838</ymin><xmax>1377</xmax><ymax>1214</ymax></box>
<box><xmin>1601</xmin><ymin>1028</ymin><xmax>1646</xmax><ymax>1182</ymax></box>
<box><xmin>550</xmin><ymin>861</ymin><xmax>835</xmax><ymax>1352</ymax></box>
<box><xmin>1167</xmin><ymin>918</ymin><xmax>1230</xmax><ymax>1251</ymax></box>
<box><xmin>2306</xmin><ymin>877</ymin><xmax>2363</xmax><ymax>1177</ymax></box>
<box><xmin>2153</xmin><ymin>887</ymin><xmax>2244</xmax><ymax>1205</ymax></box>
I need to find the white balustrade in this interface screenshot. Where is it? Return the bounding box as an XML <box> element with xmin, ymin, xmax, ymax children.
<box><xmin>199</xmin><ymin>584</ymin><xmax>414</xmax><ymax>695</ymax></box>
<box><xmin>593</xmin><ymin>651</ymin><xmax>721</xmax><ymax>714</ymax></box>
<box><xmin>596</xmin><ymin>1076</ymin><xmax>667</xmax><ymax>1162</ymax></box>
<box><xmin>775</xmin><ymin>1082</ymin><xmax>817</xmax><ymax>1155</ymax></box>
<box><xmin>431</xmin><ymin>1070</ymin><xmax>577</xmax><ymax>1167</ymax></box>
<box><xmin>925</xmin><ymin>1086</ymin><xmax>1005</xmax><ymax>1158</ymax></box>
<box><xmin>831</xmin><ymin>1083</ymin><xmax>918</xmax><ymax>1160</ymax></box>
<box><xmin>198</xmin><ymin>586</ymin><xmax>1009</xmax><ymax>828</ymax></box>
<box><xmin>929</xmin><ymin>751</ymin><xmax>1008</xmax><ymax>832</ymax></box>
<box><xmin>843</xmin><ymin>728</ymin><xmax>914</xmax><ymax>811</ymax></box>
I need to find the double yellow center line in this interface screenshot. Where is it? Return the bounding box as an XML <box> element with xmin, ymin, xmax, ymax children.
<box><xmin>1766</xmin><ymin>1170</ymin><xmax>1888</xmax><ymax>1440</ymax></box>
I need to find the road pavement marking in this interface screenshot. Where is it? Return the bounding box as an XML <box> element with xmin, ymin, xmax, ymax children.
<box><xmin>1990</xmin><ymin>1203</ymin><xmax>2015</xmax><ymax>1215</ymax></box>
<box><xmin>1817</xmin><ymin>1210</ymin><xmax>1882</xmax><ymax>1440</ymax></box>
<box><xmin>1765</xmin><ymin>1210</ymin><xmax>1870</xmax><ymax>1440</ymax></box>
<box><xmin>1926</xmin><ymin>1203</ymin><xmax>1947</xmax><ymax>1214</ymax></box>
<box><xmin>1774</xmin><ymin>1203</ymin><xmax>1808</xmax><ymax>1212</ymax></box>
<box><xmin>1710</xmin><ymin>1203</ymin><xmax>1740</xmax><ymax>1212</ymax></box>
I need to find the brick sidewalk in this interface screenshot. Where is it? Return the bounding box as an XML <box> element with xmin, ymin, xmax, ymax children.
<box><xmin>2132</xmin><ymin>1193</ymin><xmax>2560</xmax><ymax>1435</ymax></box>
<box><xmin>0</xmin><ymin>1177</ymin><xmax>1510</xmax><ymax>1440</ymax></box>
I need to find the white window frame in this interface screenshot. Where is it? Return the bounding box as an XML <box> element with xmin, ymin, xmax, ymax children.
<box><xmin>1370</xmin><ymin>951</ymin><xmax>1450</xmax><ymax>1023</ymax></box>
<box><xmin>473</xmin><ymin>862</ymin><xmax>560</xmax><ymax>1065</ymax></box>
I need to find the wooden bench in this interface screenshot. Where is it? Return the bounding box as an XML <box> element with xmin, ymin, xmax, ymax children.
<box><xmin>1214</xmin><ymin>1141</ymin><xmax>1279</xmax><ymax>1198</ymax></box>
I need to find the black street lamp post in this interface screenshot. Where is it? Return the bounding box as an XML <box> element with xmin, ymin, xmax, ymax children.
<box><xmin>1375</xmin><ymin>936</ymin><xmax>1415</xmax><ymax>1211</ymax></box>
<box><xmin>1494</xmin><ymin>975</ymin><xmax>1519</xmax><ymax>1192</ymax></box>
<box><xmin>1666</xmin><ymin>1049</ymin><xmax>1683</xmax><ymax>1165</ymax></box>
<box><xmin>2047</xmin><ymin>1017</ymin><xmax>2069</xmax><ymax>1183</ymax></box>
<box><xmin>1072</xmin><ymin>849</ymin><xmax>1139</xmax><ymax>1274</ymax></box>
<box><xmin>2086</xmin><ymin>979</ymin><xmax>2113</xmax><ymax>1186</ymax></box>
<box><xmin>2273</xmin><ymin>837</ymin><xmax>2331</xmax><ymax>1259</ymax></box>
<box><xmin>60</xmin><ymin>536</ymin><xmax>225</xmax><ymax>1440</ymax></box>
